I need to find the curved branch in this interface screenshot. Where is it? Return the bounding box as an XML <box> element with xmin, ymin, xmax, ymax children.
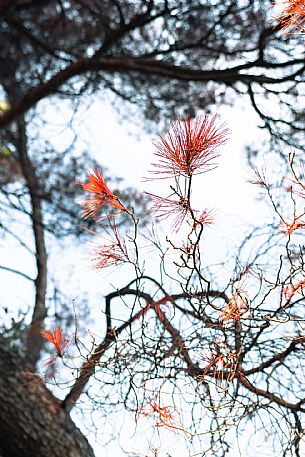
<box><xmin>238</xmin><ymin>373</ymin><xmax>305</xmax><ymax>412</ymax></box>
<box><xmin>63</xmin><ymin>285</ymin><xmax>305</xmax><ymax>416</ymax></box>
<box><xmin>63</xmin><ymin>287</ymin><xmax>152</xmax><ymax>412</ymax></box>
<box><xmin>0</xmin><ymin>264</ymin><xmax>34</xmax><ymax>282</ymax></box>
<box><xmin>0</xmin><ymin>56</ymin><xmax>304</xmax><ymax>128</ymax></box>
<box><xmin>243</xmin><ymin>341</ymin><xmax>298</xmax><ymax>376</ymax></box>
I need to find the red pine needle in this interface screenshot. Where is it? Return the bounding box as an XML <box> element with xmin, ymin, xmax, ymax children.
<box><xmin>271</xmin><ymin>0</ymin><xmax>305</xmax><ymax>34</ymax></box>
<box><xmin>145</xmin><ymin>191</ymin><xmax>191</xmax><ymax>230</ymax></box>
<box><xmin>150</xmin><ymin>114</ymin><xmax>230</xmax><ymax>178</ymax></box>
<box><xmin>219</xmin><ymin>290</ymin><xmax>249</xmax><ymax>323</ymax></box>
<box><xmin>77</xmin><ymin>168</ymin><xmax>125</xmax><ymax>219</ymax></box>
<box><xmin>280</xmin><ymin>215</ymin><xmax>305</xmax><ymax>235</ymax></box>
<box><xmin>283</xmin><ymin>278</ymin><xmax>305</xmax><ymax>300</ymax></box>
<box><xmin>41</xmin><ymin>327</ymin><xmax>70</xmax><ymax>357</ymax></box>
<box><xmin>248</xmin><ymin>167</ymin><xmax>268</xmax><ymax>187</ymax></box>
<box><xmin>139</xmin><ymin>399</ymin><xmax>183</xmax><ymax>432</ymax></box>
<box><xmin>91</xmin><ymin>224</ymin><xmax>128</xmax><ymax>269</ymax></box>
<box><xmin>195</xmin><ymin>208</ymin><xmax>215</xmax><ymax>226</ymax></box>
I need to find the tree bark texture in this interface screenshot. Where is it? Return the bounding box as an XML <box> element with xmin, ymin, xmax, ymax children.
<box><xmin>0</xmin><ymin>342</ymin><xmax>95</xmax><ymax>457</ymax></box>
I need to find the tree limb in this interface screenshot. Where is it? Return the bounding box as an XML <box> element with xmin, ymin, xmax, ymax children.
<box><xmin>16</xmin><ymin>117</ymin><xmax>47</xmax><ymax>370</ymax></box>
<box><xmin>0</xmin><ymin>55</ymin><xmax>304</xmax><ymax>128</ymax></box>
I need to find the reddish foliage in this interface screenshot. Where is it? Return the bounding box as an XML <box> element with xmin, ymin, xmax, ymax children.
<box><xmin>201</xmin><ymin>342</ymin><xmax>237</xmax><ymax>384</ymax></box>
<box><xmin>77</xmin><ymin>168</ymin><xmax>125</xmax><ymax>219</ymax></box>
<box><xmin>280</xmin><ymin>215</ymin><xmax>305</xmax><ymax>235</ymax></box>
<box><xmin>90</xmin><ymin>223</ymin><xmax>128</xmax><ymax>269</ymax></box>
<box><xmin>139</xmin><ymin>398</ymin><xmax>184</xmax><ymax>432</ymax></box>
<box><xmin>283</xmin><ymin>278</ymin><xmax>305</xmax><ymax>301</ymax></box>
<box><xmin>248</xmin><ymin>167</ymin><xmax>268</xmax><ymax>187</ymax></box>
<box><xmin>219</xmin><ymin>290</ymin><xmax>249</xmax><ymax>323</ymax></box>
<box><xmin>145</xmin><ymin>191</ymin><xmax>191</xmax><ymax>230</ymax></box>
<box><xmin>195</xmin><ymin>208</ymin><xmax>215</xmax><ymax>226</ymax></box>
<box><xmin>41</xmin><ymin>327</ymin><xmax>70</xmax><ymax>357</ymax></box>
<box><xmin>92</xmin><ymin>244</ymin><xmax>126</xmax><ymax>269</ymax></box>
<box><xmin>271</xmin><ymin>0</ymin><xmax>305</xmax><ymax>34</ymax></box>
<box><xmin>151</xmin><ymin>114</ymin><xmax>230</xmax><ymax>177</ymax></box>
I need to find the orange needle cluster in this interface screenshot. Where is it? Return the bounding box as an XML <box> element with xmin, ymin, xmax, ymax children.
<box><xmin>219</xmin><ymin>290</ymin><xmax>249</xmax><ymax>323</ymax></box>
<box><xmin>139</xmin><ymin>399</ymin><xmax>182</xmax><ymax>432</ymax></box>
<box><xmin>41</xmin><ymin>327</ymin><xmax>70</xmax><ymax>357</ymax></box>
<box><xmin>152</xmin><ymin>114</ymin><xmax>229</xmax><ymax>177</ymax></box>
<box><xmin>202</xmin><ymin>342</ymin><xmax>237</xmax><ymax>384</ymax></box>
<box><xmin>271</xmin><ymin>0</ymin><xmax>305</xmax><ymax>34</ymax></box>
<box><xmin>77</xmin><ymin>170</ymin><xmax>129</xmax><ymax>270</ymax></box>
<box><xmin>280</xmin><ymin>215</ymin><xmax>305</xmax><ymax>235</ymax></box>
<box><xmin>283</xmin><ymin>278</ymin><xmax>305</xmax><ymax>300</ymax></box>
<box><xmin>91</xmin><ymin>225</ymin><xmax>128</xmax><ymax>269</ymax></box>
<box><xmin>77</xmin><ymin>168</ymin><xmax>125</xmax><ymax>219</ymax></box>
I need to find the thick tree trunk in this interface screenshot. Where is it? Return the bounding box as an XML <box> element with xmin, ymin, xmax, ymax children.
<box><xmin>0</xmin><ymin>341</ymin><xmax>95</xmax><ymax>457</ymax></box>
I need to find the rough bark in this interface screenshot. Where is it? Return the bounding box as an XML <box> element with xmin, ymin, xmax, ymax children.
<box><xmin>0</xmin><ymin>341</ymin><xmax>95</xmax><ymax>457</ymax></box>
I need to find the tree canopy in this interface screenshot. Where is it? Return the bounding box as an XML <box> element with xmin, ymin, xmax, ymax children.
<box><xmin>0</xmin><ymin>0</ymin><xmax>304</xmax><ymax>154</ymax></box>
<box><xmin>1</xmin><ymin>1</ymin><xmax>305</xmax><ymax>457</ymax></box>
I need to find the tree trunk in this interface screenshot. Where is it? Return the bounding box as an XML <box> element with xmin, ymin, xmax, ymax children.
<box><xmin>0</xmin><ymin>341</ymin><xmax>95</xmax><ymax>457</ymax></box>
<box><xmin>16</xmin><ymin>116</ymin><xmax>48</xmax><ymax>371</ymax></box>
